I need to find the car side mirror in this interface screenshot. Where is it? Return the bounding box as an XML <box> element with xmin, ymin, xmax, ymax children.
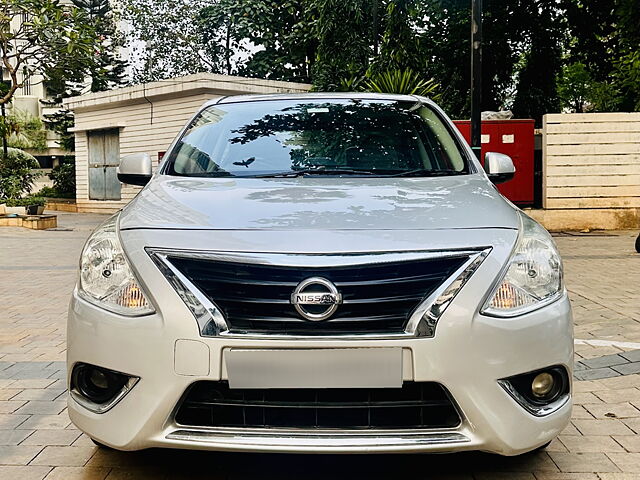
<box><xmin>117</xmin><ymin>153</ymin><xmax>152</xmax><ymax>186</ymax></box>
<box><xmin>484</xmin><ymin>152</ymin><xmax>515</xmax><ymax>184</ymax></box>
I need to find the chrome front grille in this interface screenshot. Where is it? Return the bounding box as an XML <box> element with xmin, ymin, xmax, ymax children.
<box><xmin>162</xmin><ymin>254</ymin><xmax>468</xmax><ymax>335</ymax></box>
<box><xmin>149</xmin><ymin>249</ymin><xmax>489</xmax><ymax>338</ymax></box>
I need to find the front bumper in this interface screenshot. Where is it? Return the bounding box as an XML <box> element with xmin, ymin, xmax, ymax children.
<box><xmin>68</xmin><ymin>227</ymin><xmax>572</xmax><ymax>455</ymax></box>
<box><xmin>67</xmin><ymin>292</ymin><xmax>572</xmax><ymax>455</ymax></box>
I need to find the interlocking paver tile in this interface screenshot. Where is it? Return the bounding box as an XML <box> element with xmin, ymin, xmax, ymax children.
<box><xmin>17</xmin><ymin>414</ymin><xmax>71</xmax><ymax>431</ymax></box>
<box><xmin>559</xmin><ymin>435</ymin><xmax>625</xmax><ymax>453</ymax></box>
<box><xmin>21</xmin><ymin>430</ymin><xmax>82</xmax><ymax>446</ymax></box>
<box><xmin>0</xmin><ymin>465</ymin><xmax>52</xmax><ymax>480</ymax></box>
<box><xmin>71</xmin><ymin>434</ymin><xmax>95</xmax><ymax>447</ymax></box>
<box><xmin>44</xmin><ymin>466</ymin><xmax>110</xmax><ymax>480</ymax></box>
<box><xmin>0</xmin><ymin>445</ymin><xmax>44</xmax><ymax>465</ymax></box>
<box><xmin>473</xmin><ymin>473</ymin><xmax>536</xmax><ymax>479</ymax></box>
<box><xmin>548</xmin><ymin>452</ymin><xmax>620</xmax><ymax>473</ymax></box>
<box><xmin>571</xmin><ymin>405</ymin><xmax>596</xmax><ymax>419</ymax></box>
<box><xmin>0</xmin><ymin>413</ymin><xmax>29</xmax><ymax>429</ymax></box>
<box><xmin>0</xmin><ymin>213</ymin><xmax>638</xmax><ymax>478</ymax></box>
<box><xmin>599</xmin><ymin>375</ymin><xmax>640</xmax><ymax>390</ymax></box>
<box><xmin>0</xmin><ymin>400</ymin><xmax>27</xmax><ymax>413</ymax></box>
<box><xmin>612</xmin><ymin>435</ymin><xmax>640</xmax><ymax>453</ymax></box>
<box><xmin>607</xmin><ymin>452</ymin><xmax>640</xmax><ymax>472</ymax></box>
<box><xmin>534</xmin><ymin>474</ymin><xmax>599</xmax><ymax>479</ymax></box>
<box><xmin>595</xmin><ymin>389</ymin><xmax>640</xmax><ymax>404</ymax></box>
<box><xmin>582</xmin><ymin>354</ymin><xmax>629</xmax><ymax>369</ymax></box>
<box><xmin>573</xmin><ymin>392</ymin><xmax>604</xmax><ymax>405</ymax></box>
<box><xmin>0</xmin><ymin>389</ymin><xmax>22</xmax><ymax>401</ymax></box>
<box><xmin>9</xmin><ymin>380</ymin><xmax>57</xmax><ymax>390</ymax></box>
<box><xmin>30</xmin><ymin>446</ymin><xmax>96</xmax><ymax>467</ymax></box>
<box><xmin>14</xmin><ymin>401</ymin><xmax>66</xmax><ymax>416</ymax></box>
<box><xmin>12</xmin><ymin>389</ymin><xmax>65</xmax><ymax>402</ymax></box>
<box><xmin>573</xmin><ymin>419</ymin><xmax>635</xmax><ymax>436</ymax></box>
<box><xmin>621</xmin><ymin>351</ymin><xmax>640</xmax><ymax>363</ymax></box>
<box><xmin>614</xmin><ymin>363</ymin><xmax>640</xmax><ymax>376</ymax></box>
<box><xmin>0</xmin><ymin>429</ymin><xmax>34</xmax><ymax>446</ymax></box>
<box><xmin>574</xmin><ymin>368</ymin><xmax>621</xmax><ymax>381</ymax></box>
<box><xmin>598</xmin><ymin>474</ymin><xmax>640</xmax><ymax>480</ymax></box>
<box><xmin>584</xmin><ymin>403</ymin><xmax>640</xmax><ymax>420</ymax></box>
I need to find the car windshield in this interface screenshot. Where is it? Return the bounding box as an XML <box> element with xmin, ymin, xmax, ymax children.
<box><xmin>164</xmin><ymin>99</ymin><xmax>469</xmax><ymax>178</ymax></box>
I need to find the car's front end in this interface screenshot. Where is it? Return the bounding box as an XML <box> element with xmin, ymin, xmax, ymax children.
<box><xmin>67</xmin><ymin>94</ymin><xmax>572</xmax><ymax>455</ymax></box>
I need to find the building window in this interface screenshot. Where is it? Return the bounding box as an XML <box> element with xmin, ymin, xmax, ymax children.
<box><xmin>21</xmin><ymin>75</ymin><xmax>32</xmax><ymax>95</ymax></box>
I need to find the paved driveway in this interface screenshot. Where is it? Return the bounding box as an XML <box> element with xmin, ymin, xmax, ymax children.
<box><xmin>1</xmin><ymin>212</ymin><xmax>639</xmax><ymax>479</ymax></box>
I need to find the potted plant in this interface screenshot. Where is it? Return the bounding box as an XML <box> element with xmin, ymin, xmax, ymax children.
<box><xmin>25</xmin><ymin>196</ymin><xmax>46</xmax><ymax>215</ymax></box>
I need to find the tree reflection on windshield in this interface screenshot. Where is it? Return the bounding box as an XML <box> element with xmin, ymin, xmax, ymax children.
<box><xmin>166</xmin><ymin>99</ymin><xmax>468</xmax><ymax>177</ymax></box>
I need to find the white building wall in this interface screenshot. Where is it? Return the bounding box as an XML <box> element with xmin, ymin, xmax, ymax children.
<box><xmin>65</xmin><ymin>73</ymin><xmax>312</xmax><ymax>213</ymax></box>
<box><xmin>72</xmin><ymin>93</ymin><xmax>213</xmax><ymax>213</ymax></box>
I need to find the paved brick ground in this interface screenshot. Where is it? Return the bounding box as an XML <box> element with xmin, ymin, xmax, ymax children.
<box><xmin>0</xmin><ymin>212</ymin><xmax>639</xmax><ymax>479</ymax></box>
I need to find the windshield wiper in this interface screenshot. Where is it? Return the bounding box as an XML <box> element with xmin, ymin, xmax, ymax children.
<box><xmin>389</xmin><ymin>169</ymin><xmax>467</xmax><ymax>177</ymax></box>
<box><xmin>254</xmin><ymin>168</ymin><xmax>378</xmax><ymax>178</ymax></box>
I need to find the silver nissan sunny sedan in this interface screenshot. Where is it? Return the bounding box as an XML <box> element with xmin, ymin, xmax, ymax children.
<box><xmin>67</xmin><ymin>93</ymin><xmax>573</xmax><ymax>455</ymax></box>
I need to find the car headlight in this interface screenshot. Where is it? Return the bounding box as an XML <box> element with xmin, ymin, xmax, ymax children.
<box><xmin>481</xmin><ymin>213</ymin><xmax>563</xmax><ymax>317</ymax></box>
<box><xmin>78</xmin><ymin>215</ymin><xmax>154</xmax><ymax>316</ymax></box>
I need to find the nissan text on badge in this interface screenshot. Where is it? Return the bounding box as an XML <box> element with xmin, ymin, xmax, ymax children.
<box><xmin>68</xmin><ymin>93</ymin><xmax>573</xmax><ymax>455</ymax></box>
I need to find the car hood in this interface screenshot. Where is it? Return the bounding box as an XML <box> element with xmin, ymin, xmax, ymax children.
<box><xmin>118</xmin><ymin>174</ymin><xmax>520</xmax><ymax>231</ymax></box>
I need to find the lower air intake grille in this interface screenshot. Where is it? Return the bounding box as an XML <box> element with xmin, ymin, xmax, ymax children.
<box><xmin>175</xmin><ymin>381</ymin><xmax>461</xmax><ymax>430</ymax></box>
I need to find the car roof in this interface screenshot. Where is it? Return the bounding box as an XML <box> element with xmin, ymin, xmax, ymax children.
<box><xmin>207</xmin><ymin>92</ymin><xmax>427</xmax><ymax>107</ymax></box>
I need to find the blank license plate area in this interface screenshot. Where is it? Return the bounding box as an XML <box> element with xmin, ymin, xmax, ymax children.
<box><xmin>225</xmin><ymin>348</ymin><xmax>402</xmax><ymax>389</ymax></box>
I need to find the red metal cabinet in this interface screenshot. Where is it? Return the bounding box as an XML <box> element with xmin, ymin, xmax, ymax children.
<box><xmin>453</xmin><ymin>119</ymin><xmax>535</xmax><ymax>206</ymax></box>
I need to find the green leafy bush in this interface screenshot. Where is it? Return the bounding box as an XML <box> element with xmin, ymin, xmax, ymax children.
<box><xmin>48</xmin><ymin>161</ymin><xmax>76</xmax><ymax>198</ymax></box>
<box><xmin>0</xmin><ymin>148</ymin><xmax>41</xmax><ymax>199</ymax></box>
<box><xmin>4</xmin><ymin>196</ymin><xmax>46</xmax><ymax>207</ymax></box>
<box><xmin>0</xmin><ymin>176</ymin><xmax>23</xmax><ymax>200</ymax></box>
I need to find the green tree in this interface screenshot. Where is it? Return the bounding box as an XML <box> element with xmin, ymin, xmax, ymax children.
<box><xmin>5</xmin><ymin>111</ymin><xmax>47</xmax><ymax>151</ymax></box>
<box><xmin>198</xmin><ymin>0</ymin><xmax>314</xmax><ymax>82</ymax></box>
<box><xmin>557</xmin><ymin>62</ymin><xmax>593</xmax><ymax>112</ymax></box>
<box><xmin>0</xmin><ymin>0</ymin><xmax>95</xmax><ymax>156</ymax></box>
<box><xmin>562</xmin><ymin>0</ymin><xmax>639</xmax><ymax>111</ymax></box>
<box><xmin>419</xmin><ymin>0</ymin><xmax>539</xmax><ymax>118</ymax></box>
<box><xmin>511</xmin><ymin>1</ymin><xmax>565</xmax><ymax>124</ymax></box>
<box><xmin>119</xmin><ymin>0</ymin><xmax>214</xmax><ymax>82</ymax></box>
<box><xmin>614</xmin><ymin>0</ymin><xmax>640</xmax><ymax>109</ymax></box>
<box><xmin>0</xmin><ymin>148</ymin><xmax>40</xmax><ymax>199</ymax></box>
<box><xmin>40</xmin><ymin>0</ymin><xmax>126</xmax><ymax>153</ymax></box>
<box><xmin>557</xmin><ymin>62</ymin><xmax>621</xmax><ymax>112</ymax></box>
<box><xmin>0</xmin><ymin>0</ymin><xmax>95</xmax><ymax>107</ymax></box>
<box><xmin>72</xmin><ymin>0</ymin><xmax>127</xmax><ymax>92</ymax></box>
<box><xmin>309</xmin><ymin>0</ymin><xmax>374</xmax><ymax>90</ymax></box>
<box><xmin>370</xmin><ymin>0</ymin><xmax>422</xmax><ymax>74</ymax></box>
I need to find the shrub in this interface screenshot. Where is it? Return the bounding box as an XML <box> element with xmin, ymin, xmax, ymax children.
<box><xmin>0</xmin><ymin>148</ymin><xmax>41</xmax><ymax>199</ymax></box>
<box><xmin>48</xmin><ymin>160</ymin><xmax>76</xmax><ymax>197</ymax></box>
<box><xmin>364</xmin><ymin>69</ymin><xmax>441</xmax><ymax>99</ymax></box>
<box><xmin>4</xmin><ymin>196</ymin><xmax>46</xmax><ymax>207</ymax></box>
<box><xmin>0</xmin><ymin>176</ymin><xmax>23</xmax><ymax>200</ymax></box>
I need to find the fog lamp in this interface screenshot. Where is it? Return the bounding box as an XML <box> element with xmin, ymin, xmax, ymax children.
<box><xmin>70</xmin><ymin>363</ymin><xmax>138</xmax><ymax>413</ymax></box>
<box><xmin>531</xmin><ymin>372</ymin><xmax>555</xmax><ymax>398</ymax></box>
<box><xmin>499</xmin><ymin>365</ymin><xmax>569</xmax><ymax>416</ymax></box>
<box><xmin>89</xmin><ymin>368</ymin><xmax>110</xmax><ymax>390</ymax></box>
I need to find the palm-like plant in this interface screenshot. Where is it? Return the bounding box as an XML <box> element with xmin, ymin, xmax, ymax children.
<box><xmin>364</xmin><ymin>69</ymin><xmax>441</xmax><ymax>99</ymax></box>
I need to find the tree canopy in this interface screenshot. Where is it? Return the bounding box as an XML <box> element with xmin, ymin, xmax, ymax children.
<box><xmin>115</xmin><ymin>0</ymin><xmax>640</xmax><ymax>122</ymax></box>
<box><xmin>0</xmin><ymin>0</ymin><xmax>96</xmax><ymax>106</ymax></box>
